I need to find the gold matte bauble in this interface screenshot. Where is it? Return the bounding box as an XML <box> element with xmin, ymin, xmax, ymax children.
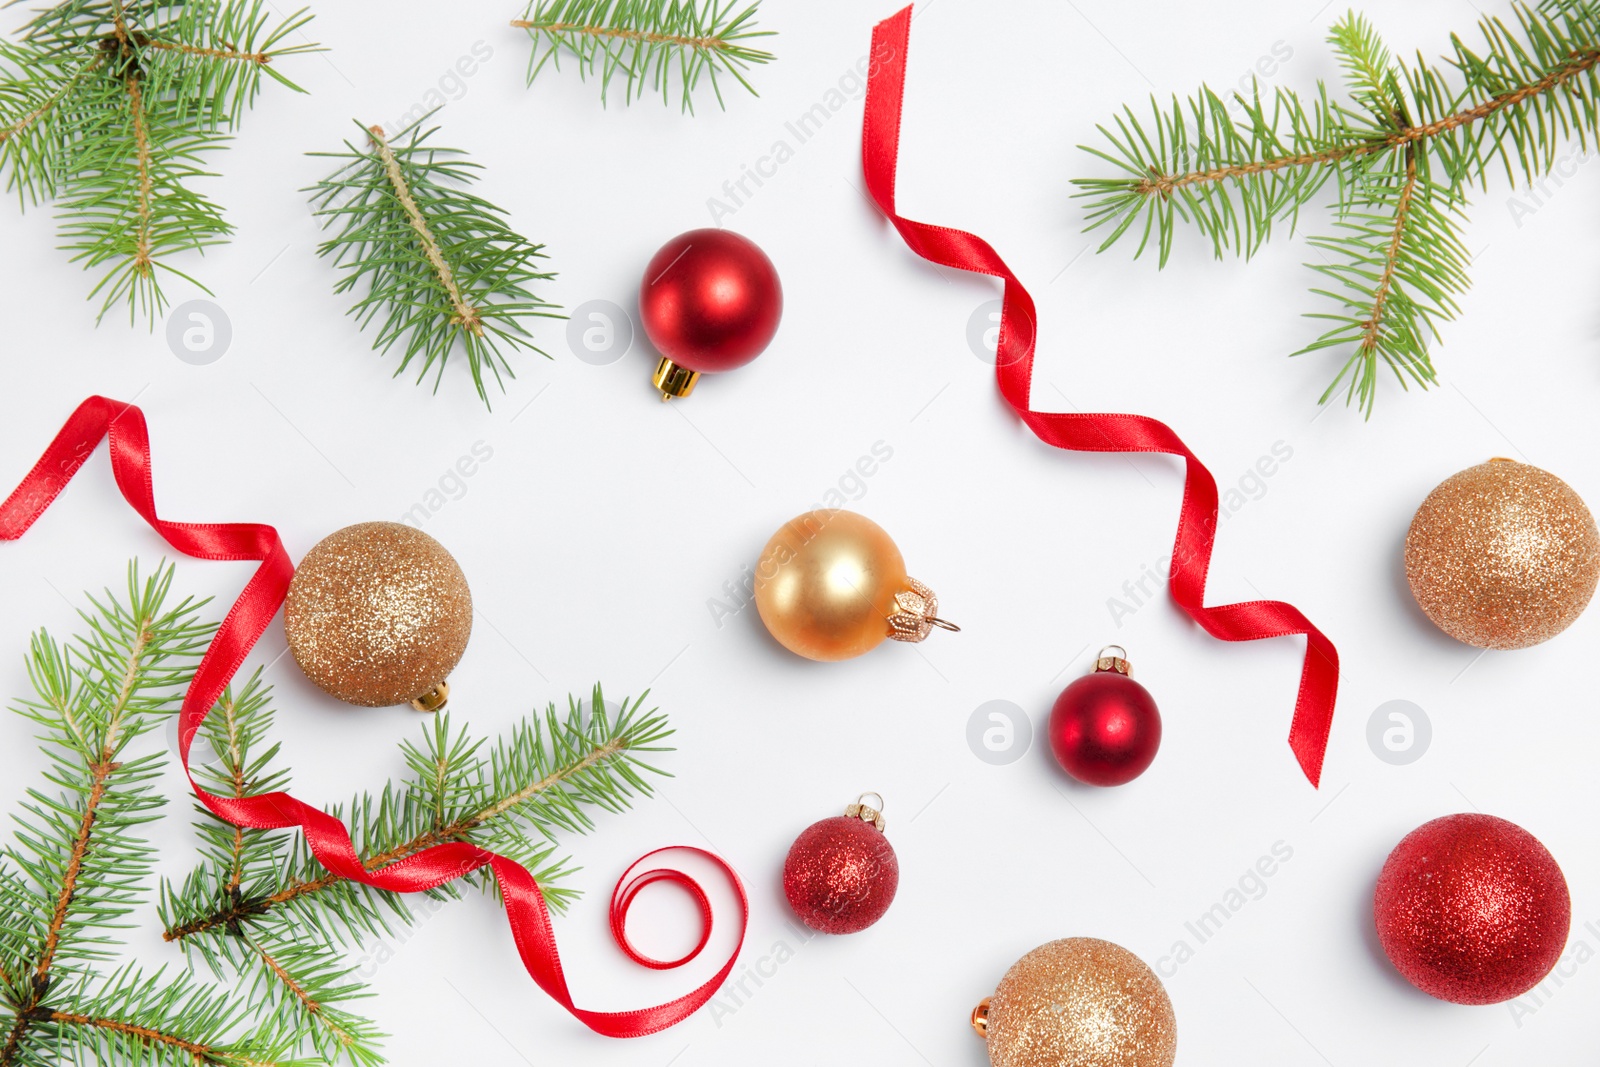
<box><xmin>974</xmin><ymin>938</ymin><xmax>1176</xmax><ymax>1067</ymax></box>
<box><xmin>752</xmin><ymin>510</ymin><xmax>955</xmax><ymax>661</ymax></box>
<box><xmin>284</xmin><ymin>522</ymin><xmax>472</xmax><ymax>708</ymax></box>
<box><xmin>1405</xmin><ymin>459</ymin><xmax>1600</xmax><ymax>650</ymax></box>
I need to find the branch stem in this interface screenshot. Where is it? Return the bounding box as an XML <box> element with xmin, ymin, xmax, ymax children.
<box><xmin>49</xmin><ymin>1011</ymin><xmax>213</xmax><ymax>1060</ymax></box>
<box><xmin>1137</xmin><ymin>47</ymin><xmax>1600</xmax><ymax>196</ymax></box>
<box><xmin>141</xmin><ymin>39</ymin><xmax>273</xmax><ymax>64</ymax></box>
<box><xmin>248</xmin><ymin>939</ymin><xmax>362</xmax><ymax>1053</ymax></box>
<box><xmin>509</xmin><ymin>19</ymin><xmax>730</xmax><ymax>51</ymax></box>
<box><xmin>1</xmin><ymin>764</ymin><xmax>112</xmax><ymax>1067</ymax></box>
<box><xmin>1363</xmin><ymin>149</ymin><xmax>1419</xmax><ymax>356</ymax></box>
<box><xmin>125</xmin><ymin>75</ymin><xmax>155</xmax><ymax>276</ymax></box>
<box><xmin>0</xmin><ymin>56</ymin><xmax>104</xmax><ymax>147</ymax></box>
<box><xmin>366</xmin><ymin>125</ymin><xmax>481</xmax><ymax>334</ymax></box>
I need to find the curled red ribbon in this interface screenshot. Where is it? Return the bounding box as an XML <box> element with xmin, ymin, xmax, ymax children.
<box><xmin>0</xmin><ymin>396</ymin><xmax>745</xmax><ymax>1037</ymax></box>
<box><xmin>863</xmin><ymin>6</ymin><xmax>1339</xmax><ymax>786</ymax></box>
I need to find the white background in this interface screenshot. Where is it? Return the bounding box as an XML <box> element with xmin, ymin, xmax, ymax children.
<box><xmin>2</xmin><ymin>0</ymin><xmax>1599</xmax><ymax>1064</ymax></box>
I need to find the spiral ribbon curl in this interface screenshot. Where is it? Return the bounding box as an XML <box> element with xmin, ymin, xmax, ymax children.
<box><xmin>0</xmin><ymin>395</ymin><xmax>745</xmax><ymax>1037</ymax></box>
<box><xmin>862</xmin><ymin>6</ymin><xmax>1339</xmax><ymax>785</ymax></box>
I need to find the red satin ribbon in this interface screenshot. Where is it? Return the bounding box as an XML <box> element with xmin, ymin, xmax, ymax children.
<box><xmin>0</xmin><ymin>395</ymin><xmax>745</xmax><ymax>1037</ymax></box>
<box><xmin>862</xmin><ymin>6</ymin><xmax>1339</xmax><ymax>786</ymax></box>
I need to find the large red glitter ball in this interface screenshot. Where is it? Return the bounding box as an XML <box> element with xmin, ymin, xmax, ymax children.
<box><xmin>1374</xmin><ymin>813</ymin><xmax>1571</xmax><ymax>1005</ymax></box>
<box><xmin>1048</xmin><ymin>672</ymin><xmax>1162</xmax><ymax>786</ymax></box>
<box><xmin>782</xmin><ymin>816</ymin><xmax>898</xmax><ymax>935</ymax></box>
<box><xmin>638</xmin><ymin>229</ymin><xmax>783</xmax><ymax>374</ymax></box>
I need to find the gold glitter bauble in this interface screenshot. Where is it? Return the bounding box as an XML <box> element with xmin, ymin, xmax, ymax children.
<box><xmin>285</xmin><ymin>522</ymin><xmax>473</xmax><ymax>707</ymax></box>
<box><xmin>980</xmin><ymin>938</ymin><xmax>1176</xmax><ymax>1067</ymax></box>
<box><xmin>1405</xmin><ymin>460</ymin><xmax>1600</xmax><ymax>650</ymax></box>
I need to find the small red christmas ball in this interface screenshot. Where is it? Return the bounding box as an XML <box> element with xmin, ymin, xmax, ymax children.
<box><xmin>1374</xmin><ymin>813</ymin><xmax>1571</xmax><ymax>1005</ymax></box>
<box><xmin>1049</xmin><ymin>649</ymin><xmax>1162</xmax><ymax>787</ymax></box>
<box><xmin>639</xmin><ymin>228</ymin><xmax>782</xmax><ymax>398</ymax></box>
<box><xmin>783</xmin><ymin>800</ymin><xmax>898</xmax><ymax>935</ymax></box>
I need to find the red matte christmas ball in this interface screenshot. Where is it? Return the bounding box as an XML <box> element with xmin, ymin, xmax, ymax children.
<box><xmin>639</xmin><ymin>228</ymin><xmax>782</xmax><ymax>400</ymax></box>
<box><xmin>1374</xmin><ymin>813</ymin><xmax>1570</xmax><ymax>1005</ymax></box>
<box><xmin>782</xmin><ymin>795</ymin><xmax>898</xmax><ymax>935</ymax></box>
<box><xmin>1049</xmin><ymin>647</ymin><xmax>1162</xmax><ymax>786</ymax></box>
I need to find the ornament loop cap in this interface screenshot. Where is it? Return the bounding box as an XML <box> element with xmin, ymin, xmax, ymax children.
<box><xmin>1095</xmin><ymin>645</ymin><xmax>1132</xmax><ymax>677</ymax></box>
<box><xmin>410</xmin><ymin>682</ymin><xmax>450</xmax><ymax>713</ymax></box>
<box><xmin>652</xmin><ymin>357</ymin><xmax>700</xmax><ymax>401</ymax></box>
<box><xmin>887</xmin><ymin>577</ymin><xmax>960</xmax><ymax>643</ymax></box>
<box><xmin>844</xmin><ymin>792</ymin><xmax>887</xmax><ymax>832</ymax></box>
<box><xmin>971</xmin><ymin>997</ymin><xmax>990</xmax><ymax>1038</ymax></box>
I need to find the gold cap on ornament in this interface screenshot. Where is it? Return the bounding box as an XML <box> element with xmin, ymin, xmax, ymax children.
<box><xmin>887</xmin><ymin>577</ymin><xmax>961</xmax><ymax>643</ymax></box>
<box><xmin>652</xmin><ymin>357</ymin><xmax>700</xmax><ymax>401</ymax></box>
<box><xmin>410</xmin><ymin>682</ymin><xmax>451</xmax><ymax>713</ymax></box>
<box><xmin>1094</xmin><ymin>645</ymin><xmax>1133</xmax><ymax>676</ymax></box>
<box><xmin>843</xmin><ymin>792</ymin><xmax>887</xmax><ymax>832</ymax></box>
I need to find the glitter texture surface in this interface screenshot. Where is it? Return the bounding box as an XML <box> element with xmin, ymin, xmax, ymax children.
<box><xmin>1405</xmin><ymin>460</ymin><xmax>1600</xmax><ymax>649</ymax></box>
<box><xmin>781</xmin><ymin>815</ymin><xmax>898</xmax><ymax>934</ymax></box>
<box><xmin>284</xmin><ymin>522</ymin><xmax>473</xmax><ymax>707</ymax></box>
<box><xmin>986</xmin><ymin>938</ymin><xmax>1176</xmax><ymax>1067</ymax></box>
<box><xmin>1374</xmin><ymin>813</ymin><xmax>1571</xmax><ymax>1005</ymax></box>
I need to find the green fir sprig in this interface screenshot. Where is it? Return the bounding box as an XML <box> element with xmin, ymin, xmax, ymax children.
<box><xmin>0</xmin><ymin>1</ymin><xmax>318</xmax><ymax>325</ymax></box>
<box><xmin>1073</xmin><ymin>1</ymin><xmax>1600</xmax><ymax>415</ymax></box>
<box><xmin>0</xmin><ymin>560</ymin><xmax>673</xmax><ymax>1064</ymax></box>
<box><xmin>513</xmin><ymin>0</ymin><xmax>774</xmax><ymax>111</ymax></box>
<box><xmin>160</xmin><ymin>681</ymin><xmax>673</xmax><ymax>1064</ymax></box>
<box><xmin>0</xmin><ymin>563</ymin><xmax>301</xmax><ymax>1067</ymax></box>
<box><xmin>307</xmin><ymin>117</ymin><xmax>561</xmax><ymax>408</ymax></box>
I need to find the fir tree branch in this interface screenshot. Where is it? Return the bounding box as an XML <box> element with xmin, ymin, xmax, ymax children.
<box><xmin>160</xmin><ymin>683</ymin><xmax>667</xmax><ymax>1065</ymax></box>
<box><xmin>0</xmin><ymin>55</ymin><xmax>99</xmax><ymax>148</ymax></box>
<box><xmin>242</xmin><ymin>937</ymin><xmax>369</xmax><ymax>1064</ymax></box>
<box><xmin>164</xmin><ymin>698</ymin><xmax>658</xmax><ymax>941</ymax></box>
<box><xmin>0</xmin><ymin>47</ymin><xmax>101</xmax><ymax>203</ymax></box>
<box><xmin>307</xmin><ymin>117</ymin><xmax>560</xmax><ymax>408</ymax></box>
<box><xmin>155</xmin><ymin>674</ymin><xmax>383</xmax><ymax>1066</ymax></box>
<box><xmin>1</xmin><ymin>0</ymin><xmax>318</xmax><ymax>324</ymax></box>
<box><xmin>163</xmin><ymin>688</ymin><xmax>668</xmax><ymax>947</ymax></box>
<box><xmin>1074</xmin><ymin>1</ymin><xmax>1600</xmax><ymax>414</ymax></box>
<box><xmin>515</xmin><ymin>0</ymin><xmax>774</xmax><ymax>110</ymax></box>
<box><xmin>0</xmin><ymin>565</ymin><xmax>302</xmax><ymax>1067</ymax></box>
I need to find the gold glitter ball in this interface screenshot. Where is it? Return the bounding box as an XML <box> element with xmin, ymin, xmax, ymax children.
<box><xmin>285</xmin><ymin>522</ymin><xmax>473</xmax><ymax>707</ymax></box>
<box><xmin>983</xmin><ymin>938</ymin><xmax>1176</xmax><ymax>1067</ymax></box>
<box><xmin>1405</xmin><ymin>460</ymin><xmax>1600</xmax><ymax>650</ymax></box>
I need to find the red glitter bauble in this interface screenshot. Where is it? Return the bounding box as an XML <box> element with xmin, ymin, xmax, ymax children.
<box><xmin>1374</xmin><ymin>813</ymin><xmax>1571</xmax><ymax>1005</ymax></box>
<box><xmin>1049</xmin><ymin>660</ymin><xmax>1162</xmax><ymax>787</ymax></box>
<box><xmin>638</xmin><ymin>228</ymin><xmax>783</xmax><ymax>374</ymax></box>
<box><xmin>782</xmin><ymin>813</ymin><xmax>898</xmax><ymax>935</ymax></box>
